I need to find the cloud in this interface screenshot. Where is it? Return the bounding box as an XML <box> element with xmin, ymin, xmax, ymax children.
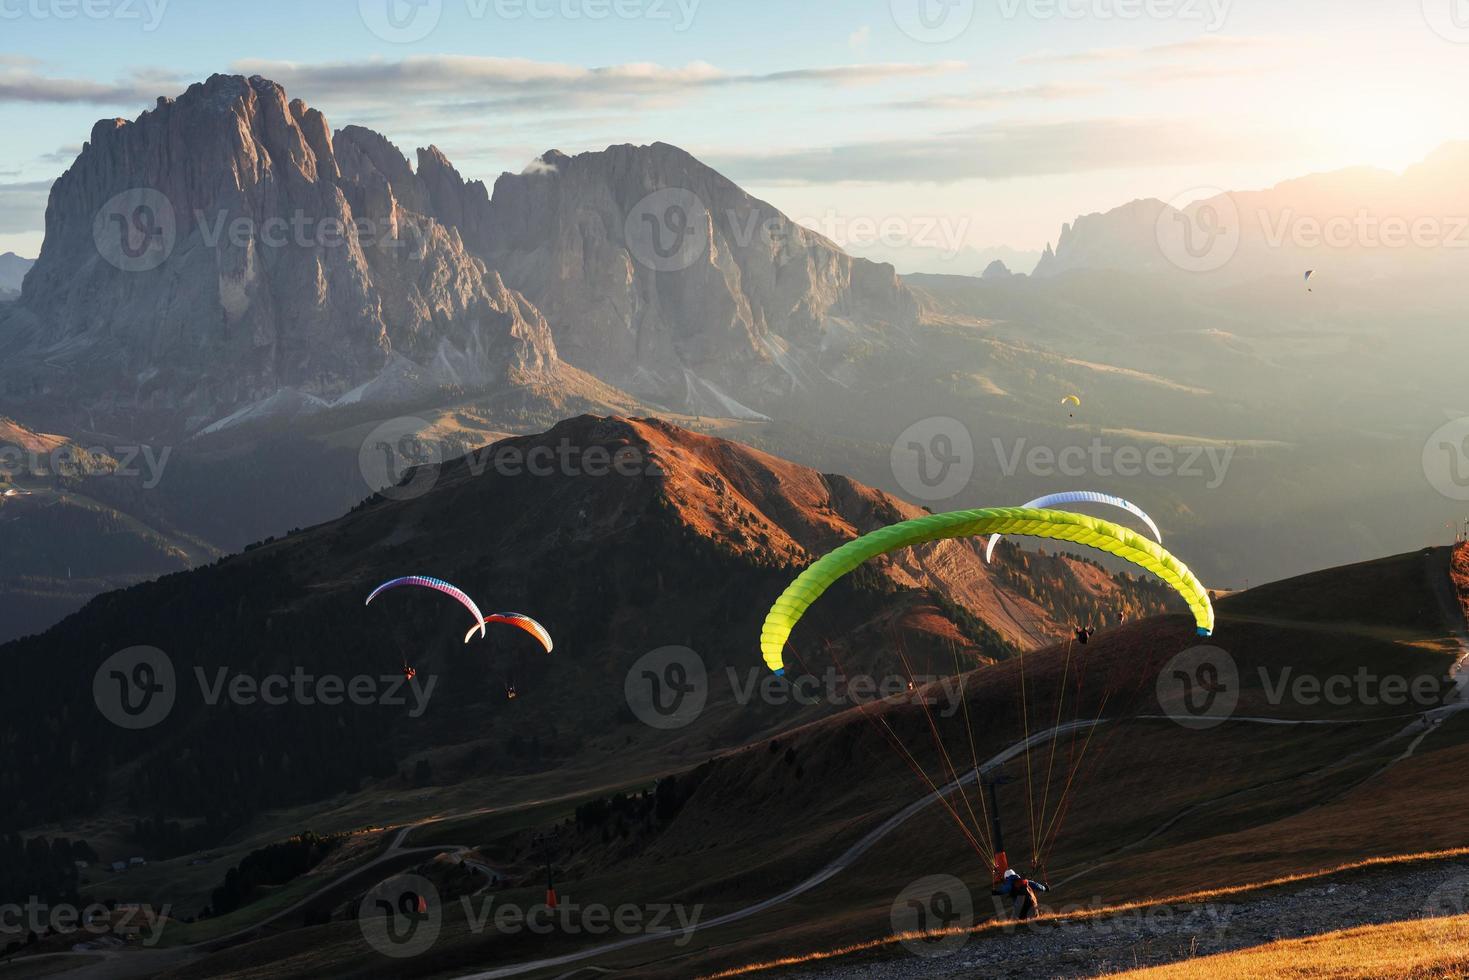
<box><xmin>849</xmin><ymin>25</ymin><xmax>872</xmax><ymax>52</ymax></box>
<box><xmin>38</xmin><ymin>145</ymin><xmax>83</xmax><ymax>165</ymax></box>
<box><xmin>521</xmin><ymin>155</ymin><xmax>560</xmax><ymax>175</ymax></box>
<box><xmin>0</xmin><ymin>55</ymin><xmax>966</xmax><ymax>114</ymax></box>
<box><xmin>1020</xmin><ymin>35</ymin><xmax>1279</xmax><ymax>66</ymax></box>
<box><xmin>708</xmin><ymin>118</ymin><xmax>1256</xmax><ymax>184</ymax></box>
<box><xmin>889</xmin><ymin>82</ymin><xmax>1104</xmax><ymax>110</ymax></box>
<box><xmin>230</xmin><ymin>55</ymin><xmax>968</xmax><ymax>109</ymax></box>
<box><xmin>0</xmin><ymin>180</ymin><xmax>52</xmax><ymax>234</ymax></box>
<box><xmin>1111</xmin><ymin>64</ymin><xmax>1271</xmax><ymax>84</ymax></box>
<box><xmin>0</xmin><ymin>66</ymin><xmax>179</xmax><ymax>104</ymax></box>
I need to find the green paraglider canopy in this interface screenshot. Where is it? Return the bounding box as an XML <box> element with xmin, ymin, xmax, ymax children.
<box><xmin>759</xmin><ymin>506</ymin><xmax>1214</xmax><ymax>674</ymax></box>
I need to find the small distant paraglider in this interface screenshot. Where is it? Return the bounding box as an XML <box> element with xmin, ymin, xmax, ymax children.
<box><xmin>367</xmin><ymin>575</ymin><xmax>553</xmax><ymax>700</ymax></box>
<box><xmin>462</xmin><ymin>613</ymin><xmax>554</xmax><ymax>652</ymax></box>
<box><xmin>1061</xmin><ymin>394</ymin><xmax>1081</xmax><ymax>418</ymax></box>
<box><xmin>366</xmin><ymin>575</ymin><xmax>488</xmax><ymax>639</ymax></box>
<box><xmin>1304</xmin><ymin>269</ymin><xmax>1313</xmax><ymax>292</ymax></box>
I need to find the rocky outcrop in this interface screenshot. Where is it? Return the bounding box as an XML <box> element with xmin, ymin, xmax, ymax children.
<box><xmin>3</xmin><ymin>74</ymin><xmax>557</xmax><ymax>434</ymax></box>
<box><xmin>473</xmin><ymin>143</ymin><xmax>919</xmax><ymax>414</ymax></box>
<box><xmin>1032</xmin><ymin>199</ymin><xmax>1171</xmax><ymax>278</ymax></box>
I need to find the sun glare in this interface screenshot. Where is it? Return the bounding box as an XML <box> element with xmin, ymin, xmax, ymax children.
<box><xmin>1314</xmin><ymin>88</ymin><xmax>1459</xmax><ymax>173</ymax></box>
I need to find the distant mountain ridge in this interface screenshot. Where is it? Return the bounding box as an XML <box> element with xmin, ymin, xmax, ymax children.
<box><xmin>1034</xmin><ymin>143</ymin><xmax>1469</xmax><ymax>281</ymax></box>
<box><xmin>0</xmin><ymin>252</ymin><xmax>31</xmax><ymax>297</ymax></box>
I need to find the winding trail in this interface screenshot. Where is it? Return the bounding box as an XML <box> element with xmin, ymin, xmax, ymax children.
<box><xmin>449</xmin><ymin>720</ymin><xmax>1105</xmax><ymax>980</ymax></box>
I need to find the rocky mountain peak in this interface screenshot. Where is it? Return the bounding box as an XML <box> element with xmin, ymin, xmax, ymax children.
<box><xmin>2</xmin><ymin>73</ymin><xmax>559</xmax><ymax>437</ymax></box>
<box><xmin>475</xmin><ymin>141</ymin><xmax>919</xmax><ymax>415</ymax></box>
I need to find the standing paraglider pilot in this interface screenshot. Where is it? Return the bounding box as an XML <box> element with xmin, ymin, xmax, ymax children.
<box><xmin>993</xmin><ymin>866</ymin><xmax>1049</xmax><ymax>920</ymax></box>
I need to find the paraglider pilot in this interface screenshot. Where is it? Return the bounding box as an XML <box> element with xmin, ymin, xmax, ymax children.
<box><xmin>993</xmin><ymin>865</ymin><xmax>1049</xmax><ymax>920</ymax></box>
<box><xmin>985</xmin><ymin>773</ymin><xmax>1050</xmax><ymax>921</ymax></box>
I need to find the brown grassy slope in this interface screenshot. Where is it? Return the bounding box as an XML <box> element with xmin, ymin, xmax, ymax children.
<box><xmin>1221</xmin><ymin>546</ymin><xmax>1450</xmax><ymax>633</ymax></box>
<box><xmin>0</xmin><ymin>416</ymin><xmax>67</xmax><ymax>456</ymax></box>
<box><xmin>1103</xmin><ymin>914</ymin><xmax>1469</xmax><ymax>979</ymax></box>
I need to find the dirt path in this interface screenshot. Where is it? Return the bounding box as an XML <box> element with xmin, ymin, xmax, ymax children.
<box><xmin>448</xmin><ymin>721</ymin><xmax>1106</xmax><ymax>980</ymax></box>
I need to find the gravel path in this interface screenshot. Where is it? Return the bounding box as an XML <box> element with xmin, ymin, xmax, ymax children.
<box><xmin>773</xmin><ymin>858</ymin><xmax>1469</xmax><ymax>978</ymax></box>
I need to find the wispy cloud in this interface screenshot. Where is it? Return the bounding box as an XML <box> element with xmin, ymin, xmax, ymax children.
<box><xmin>709</xmin><ymin>117</ymin><xmax>1263</xmax><ymax>185</ymax></box>
<box><xmin>1020</xmin><ymin>35</ymin><xmax>1279</xmax><ymax>66</ymax></box>
<box><xmin>0</xmin><ymin>66</ymin><xmax>180</xmax><ymax>104</ymax></box>
<box><xmin>38</xmin><ymin>145</ymin><xmax>83</xmax><ymax>165</ymax></box>
<box><xmin>1111</xmin><ymin>64</ymin><xmax>1272</xmax><ymax>84</ymax></box>
<box><xmin>0</xmin><ymin>55</ymin><xmax>967</xmax><ymax>113</ymax></box>
<box><xmin>231</xmin><ymin>55</ymin><xmax>967</xmax><ymax>109</ymax></box>
<box><xmin>0</xmin><ymin>180</ymin><xmax>52</xmax><ymax>234</ymax></box>
<box><xmin>889</xmin><ymin>82</ymin><xmax>1103</xmax><ymax>111</ymax></box>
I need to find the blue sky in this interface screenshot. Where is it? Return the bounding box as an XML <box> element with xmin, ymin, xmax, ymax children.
<box><xmin>3</xmin><ymin>0</ymin><xmax>1467</xmax><ymax>267</ymax></box>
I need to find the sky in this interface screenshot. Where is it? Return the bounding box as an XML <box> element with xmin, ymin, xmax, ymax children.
<box><xmin>2</xmin><ymin>0</ymin><xmax>1467</xmax><ymax>269</ymax></box>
